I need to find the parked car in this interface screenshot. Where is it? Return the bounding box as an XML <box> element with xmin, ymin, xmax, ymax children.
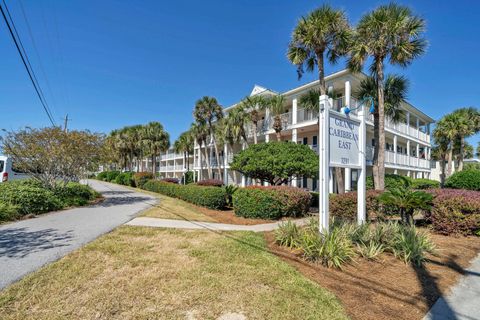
<box><xmin>0</xmin><ymin>156</ymin><xmax>29</xmax><ymax>183</ymax></box>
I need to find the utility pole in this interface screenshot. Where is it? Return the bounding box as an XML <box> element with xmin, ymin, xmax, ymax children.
<box><xmin>63</xmin><ymin>114</ymin><xmax>70</xmax><ymax>133</ymax></box>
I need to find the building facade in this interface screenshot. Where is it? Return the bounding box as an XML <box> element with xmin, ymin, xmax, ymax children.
<box><xmin>158</xmin><ymin>69</ymin><xmax>434</xmax><ymax>191</ymax></box>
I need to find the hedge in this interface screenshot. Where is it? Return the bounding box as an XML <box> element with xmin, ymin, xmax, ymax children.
<box><xmin>410</xmin><ymin>178</ymin><xmax>440</xmax><ymax>190</ymax></box>
<box><xmin>0</xmin><ymin>180</ymin><xmax>98</xmax><ymax>221</ymax></box>
<box><xmin>232</xmin><ymin>186</ymin><xmax>311</xmax><ymax>220</ymax></box>
<box><xmin>114</xmin><ymin>172</ymin><xmax>135</xmax><ymax>187</ymax></box>
<box><xmin>366</xmin><ymin>174</ymin><xmax>411</xmax><ymax>190</ymax></box>
<box><xmin>197</xmin><ymin>179</ymin><xmax>223</xmax><ymax>187</ymax></box>
<box><xmin>445</xmin><ymin>170</ymin><xmax>480</xmax><ymax>191</ymax></box>
<box><xmin>134</xmin><ymin>172</ymin><xmax>154</xmax><ymax>189</ymax></box>
<box><xmin>425</xmin><ymin>189</ymin><xmax>480</xmax><ymax>236</ymax></box>
<box><xmin>142</xmin><ymin>180</ymin><xmax>227</xmax><ymax>210</ymax></box>
<box><xmin>329</xmin><ymin>190</ymin><xmax>384</xmax><ymax>222</ymax></box>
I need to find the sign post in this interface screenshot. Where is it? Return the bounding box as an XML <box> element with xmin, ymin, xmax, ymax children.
<box><xmin>318</xmin><ymin>95</ymin><xmax>367</xmax><ymax>232</ymax></box>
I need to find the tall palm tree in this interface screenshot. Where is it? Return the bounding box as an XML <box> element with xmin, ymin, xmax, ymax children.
<box><xmin>288</xmin><ymin>4</ymin><xmax>350</xmax><ymax>194</ymax></box>
<box><xmin>348</xmin><ymin>3</ymin><xmax>426</xmax><ymax>190</ymax></box>
<box><xmin>268</xmin><ymin>95</ymin><xmax>286</xmax><ymax>141</ymax></box>
<box><xmin>436</xmin><ymin>113</ymin><xmax>461</xmax><ymax>177</ymax></box>
<box><xmin>452</xmin><ymin>107</ymin><xmax>480</xmax><ymax>171</ymax></box>
<box><xmin>143</xmin><ymin>122</ymin><xmax>170</xmax><ymax>176</ymax></box>
<box><xmin>190</xmin><ymin>122</ymin><xmax>211</xmax><ymax>179</ymax></box>
<box><xmin>241</xmin><ymin>95</ymin><xmax>269</xmax><ymax>144</ymax></box>
<box><xmin>193</xmin><ymin>96</ymin><xmax>224</xmax><ymax>179</ymax></box>
<box><xmin>224</xmin><ymin>105</ymin><xmax>249</xmax><ymax>147</ymax></box>
<box><xmin>432</xmin><ymin>130</ymin><xmax>449</xmax><ymax>186</ymax></box>
<box><xmin>174</xmin><ymin>131</ymin><xmax>194</xmax><ymax>183</ymax></box>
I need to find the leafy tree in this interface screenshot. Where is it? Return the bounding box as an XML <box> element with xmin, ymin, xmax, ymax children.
<box><xmin>288</xmin><ymin>4</ymin><xmax>350</xmax><ymax>193</ymax></box>
<box><xmin>240</xmin><ymin>95</ymin><xmax>269</xmax><ymax>145</ymax></box>
<box><xmin>193</xmin><ymin>96</ymin><xmax>224</xmax><ymax>178</ymax></box>
<box><xmin>230</xmin><ymin>142</ymin><xmax>318</xmax><ymax>185</ymax></box>
<box><xmin>143</xmin><ymin>122</ymin><xmax>170</xmax><ymax>176</ymax></box>
<box><xmin>378</xmin><ymin>187</ymin><xmax>433</xmax><ymax>225</ymax></box>
<box><xmin>1</xmin><ymin>127</ymin><xmax>104</xmax><ymax>189</ymax></box>
<box><xmin>452</xmin><ymin>107</ymin><xmax>480</xmax><ymax>171</ymax></box>
<box><xmin>349</xmin><ymin>3</ymin><xmax>426</xmax><ymax>190</ymax></box>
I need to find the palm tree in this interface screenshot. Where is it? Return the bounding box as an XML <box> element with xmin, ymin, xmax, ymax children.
<box><xmin>268</xmin><ymin>95</ymin><xmax>286</xmax><ymax>141</ymax></box>
<box><xmin>143</xmin><ymin>122</ymin><xmax>170</xmax><ymax>176</ymax></box>
<box><xmin>190</xmin><ymin>122</ymin><xmax>211</xmax><ymax>179</ymax></box>
<box><xmin>288</xmin><ymin>4</ymin><xmax>350</xmax><ymax>194</ymax></box>
<box><xmin>193</xmin><ymin>96</ymin><xmax>224</xmax><ymax>179</ymax></box>
<box><xmin>436</xmin><ymin>113</ymin><xmax>461</xmax><ymax>177</ymax></box>
<box><xmin>378</xmin><ymin>187</ymin><xmax>433</xmax><ymax>225</ymax></box>
<box><xmin>241</xmin><ymin>95</ymin><xmax>269</xmax><ymax>144</ymax></box>
<box><xmin>174</xmin><ymin>130</ymin><xmax>194</xmax><ymax>183</ymax></box>
<box><xmin>431</xmin><ymin>130</ymin><xmax>449</xmax><ymax>187</ymax></box>
<box><xmin>224</xmin><ymin>106</ymin><xmax>249</xmax><ymax>147</ymax></box>
<box><xmin>348</xmin><ymin>3</ymin><xmax>426</xmax><ymax>190</ymax></box>
<box><xmin>452</xmin><ymin>107</ymin><xmax>480</xmax><ymax>171</ymax></box>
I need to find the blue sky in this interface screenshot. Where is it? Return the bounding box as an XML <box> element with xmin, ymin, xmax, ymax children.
<box><xmin>1</xmin><ymin>0</ymin><xmax>479</xmax><ymax>149</ymax></box>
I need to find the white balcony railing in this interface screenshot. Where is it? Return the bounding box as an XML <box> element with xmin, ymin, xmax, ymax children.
<box><xmin>368</xmin><ymin>147</ymin><xmax>429</xmax><ymax>169</ymax></box>
<box><xmin>366</xmin><ymin>114</ymin><xmax>429</xmax><ymax>142</ymax></box>
<box><xmin>297</xmin><ymin>108</ymin><xmax>318</xmax><ymax>123</ymax></box>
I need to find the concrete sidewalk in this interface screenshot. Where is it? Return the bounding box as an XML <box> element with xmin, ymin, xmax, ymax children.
<box><xmin>126</xmin><ymin>216</ymin><xmax>308</xmax><ymax>232</ymax></box>
<box><xmin>423</xmin><ymin>253</ymin><xmax>480</xmax><ymax>320</ymax></box>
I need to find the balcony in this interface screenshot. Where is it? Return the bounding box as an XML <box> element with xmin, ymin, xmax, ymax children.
<box><xmin>367</xmin><ymin>114</ymin><xmax>430</xmax><ymax>143</ymax></box>
<box><xmin>297</xmin><ymin>108</ymin><xmax>318</xmax><ymax>124</ymax></box>
<box><xmin>366</xmin><ymin>148</ymin><xmax>430</xmax><ymax>169</ymax></box>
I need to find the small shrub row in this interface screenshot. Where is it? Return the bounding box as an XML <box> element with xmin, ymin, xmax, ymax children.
<box><xmin>366</xmin><ymin>174</ymin><xmax>439</xmax><ymax>190</ymax></box>
<box><xmin>142</xmin><ymin>180</ymin><xmax>227</xmax><ymax>210</ymax></box>
<box><xmin>329</xmin><ymin>190</ymin><xmax>384</xmax><ymax>221</ymax></box>
<box><xmin>445</xmin><ymin>170</ymin><xmax>480</xmax><ymax>191</ymax></box>
<box><xmin>232</xmin><ymin>186</ymin><xmax>311</xmax><ymax>220</ymax></box>
<box><xmin>160</xmin><ymin>178</ymin><xmax>179</xmax><ymax>184</ymax></box>
<box><xmin>0</xmin><ymin>180</ymin><xmax>98</xmax><ymax>222</ymax></box>
<box><xmin>275</xmin><ymin>220</ymin><xmax>435</xmax><ymax>268</ymax></box>
<box><xmin>134</xmin><ymin>172</ymin><xmax>154</xmax><ymax>189</ymax></box>
<box><xmin>197</xmin><ymin>179</ymin><xmax>223</xmax><ymax>187</ymax></box>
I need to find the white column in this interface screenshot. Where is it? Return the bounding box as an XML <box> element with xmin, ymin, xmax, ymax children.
<box><xmin>241</xmin><ymin>143</ymin><xmax>246</xmax><ymax>187</ymax></box>
<box><xmin>198</xmin><ymin>146</ymin><xmax>202</xmax><ymax>181</ymax></box>
<box><xmin>393</xmin><ymin>135</ymin><xmax>398</xmax><ymax>164</ymax></box>
<box><xmin>319</xmin><ymin>95</ymin><xmax>330</xmax><ymax>231</ymax></box>
<box><xmin>328</xmin><ymin>85</ymin><xmax>334</xmax><ymax>109</ymax></box>
<box><xmin>345</xmin><ymin>80</ymin><xmax>351</xmax><ymax>106</ymax></box>
<box><xmin>357</xmin><ymin>104</ymin><xmax>367</xmax><ymax>224</ymax></box>
<box><xmin>223</xmin><ymin>144</ymin><xmax>228</xmax><ymax>185</ymax></box>
<box><xmin>265</xmin><ymin>133</ymin><xmax>270</xmax><ymax>143</ymax></box>
<box><xmin>416</xmin><ymin>143</ymin><xmax>420</xmax><ymax>168</ymax></box>
<box><xmin>345</xmin><ymin>168</ymin><xmax>352</xmax><ymax>192</ymax></box>
<box><xmin>407</xmin><ymin>140</ymin><xmax>410</xmax><ymax>156</ymax></box>
<box><xmin>394</xmin><ymin>169</ymin><xmax>398</xmax><ymax>174</ymax></box>
<box><xmin>292</xmin><ymin>98</ymin><xmax>298</xmax><ymax>125</ymax></box>
<box><xmin>329</xmin><ymin>168</ymin><xmax>334</xmax><ymax>193</ymax></box>
<box><xmin>292</xmin><ymin>128</ymin><xmax>298</xmax><ymax>187</ymax></box>
<box><xmin>406</xmin><ymin>112</ymin><xmax>410</xmax><ymax>133</ymax></box>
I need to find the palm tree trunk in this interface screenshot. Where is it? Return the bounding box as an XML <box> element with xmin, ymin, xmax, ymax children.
<box><xmin>439</xmin><ymin>156</ymin><xmax>446</xmax><ymax>187</ymax></box>
<box><xmin>447</xmin><ymin>144</ymin><xmax>454</xmax><ymax>177</ymax></box>
<box><xmin>203</xmin><ymin>142</ymin><xmax>212</xmax><ymax>179</ymax></box>
<box><xmin>458</xmin><ymin>136</ymin><xmax>465</xmax><ymax>171</ymax></box>
<box><xmin>253</xmin><ymin>122</ymin><xmax>258</xmax><ymax>144</ymax></box>
<box><xmin>335</xmin><ymin>168</ymin><xmax>345</xmax><ymax>194</ymax></box>
<box><xmin>211</xmin><ymin>136</ymin><xmax>223</xmax><ymax>179</ymax></box>
<box><xmin>317</xmin><ymin>53</ymin><xmax>326</xmax><ymax>96</ymax></box>
<box><xmin>151</xmin><ymin>154</ymin><xmax>156</xmax><ymax>177</ymax></box>
<box><xmin>375</xmin><ymin>59</ymin><xmax>386</xmax><ymax>191</ymax></box>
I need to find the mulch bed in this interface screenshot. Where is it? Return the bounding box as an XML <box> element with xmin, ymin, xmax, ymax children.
<box><xmin>265</xmin><ymin>231</ymin><xmax>480</xmax><ymax>320</ymax></box>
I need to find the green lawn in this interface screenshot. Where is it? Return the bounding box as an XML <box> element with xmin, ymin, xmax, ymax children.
<box><xmin>0</xmin><ymin>226</ymin><xmax>347</xmax><ymax>320</ymax></box>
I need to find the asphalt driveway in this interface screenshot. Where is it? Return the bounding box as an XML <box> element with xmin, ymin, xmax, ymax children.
<box><xmin>0</xmin><ymin>180</ymin><xmax>157</xmax><ymax>289</ymax></box>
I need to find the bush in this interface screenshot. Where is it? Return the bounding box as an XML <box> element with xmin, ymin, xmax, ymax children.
<box><xmin>366</xmin><ymin>174</ymin><xmax>411</xmax><ymax>190</ymax></box>
<box><xmin>0</xmin><ymin>180</ymin><xmax>63</xmax><ymax>215</ymax></box>
<box><xmin>425</xmin><ymin>189</ymin><xmax>480</xmax><ymax>236</ymax></box>
<box><xmin>197</xmin><ymin>179</ymin><xmax>223</xmax><ymax>187</ymax></box>
<box><xmin>143</xmin><ymin>180</ymin><xmax>227</xmax><ymax>210</ymax></box>
<box><xmin>0</xmin><ymin>203</ymin><xmax>20</xmax><ymax>221</ymax></box>
<box><xmin>410</xmin><ymin>178</ymin><xmax>440</xmax><ymax>190</ymax></box>
<box><xmin>105</xmin><ymin>171</ymin><xmax>121</xmax><ymax>182</ymax></box>
<box><xmin>160</xmin><ymin>178</ymin><xmax>179</xmax><ymax>184</ymax></box>
<box><xmin>329</xmin><ymin>190</ymin><xmax>383</xmax><ymax>222</ymax></box>
<box><xmin>134</xmin><ymin>172</ymin><xmax>154</xmax><ymax>189</ymax></box>
<box><xmin>445</xmin><ymin>170</ymin><xmax>480</xmax><ymax>191</ymax></box>
<box><xmin>275</xmin><ymin>221</ymin><xmax>300</xmax><ymax>248</ymax></box>
<box><xmin>232</xmin><ymin>186</ymin><xmax>311</xmax><ymax>220</ymax></box>
<box><xmin>115</xmin><ymin>172</ymin><xmax>135</xmax><ymax>187</ymax></box>
<box><xmin>53</xmin><ymin>182</ymin><xmax>98</xmax><ymax>206</ymax></box>
<box><xmin>96</xmin><ymin>171</ymin><xmax>108</xmax><ymax>181</ymax></box>
<box><xmin>310</xmin><ymin>192</ymin><xmax>319</xmax><ymax>207</ymax></box>
<box><xmin>390</xmin><ymin>226</ymin><xmax>435</xmax><ymax>266</ymax></box>
<box><xmin>184</xmin><ymin>171</ymin><xmax>194</xmax><ymax>184</ymax></box>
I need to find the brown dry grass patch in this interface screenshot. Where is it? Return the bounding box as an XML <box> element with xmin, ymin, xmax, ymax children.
<box><xmin>0</xmin><ymin>227</ymin><xmax>347</xmax><ymax>320</ymax></box>
<box><xmin>266</xmin><ymin>231</ymin><xmax>480</xmax><ymax>320</ymax></box>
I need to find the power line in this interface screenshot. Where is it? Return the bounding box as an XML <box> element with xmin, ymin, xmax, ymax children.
<box><xmin>0</xmin><ymin>0</ymin><xmax>56</xmax><ymax>126</ymax></box>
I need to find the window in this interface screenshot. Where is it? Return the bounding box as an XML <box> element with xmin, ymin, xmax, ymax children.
<box><xmin>312</xmin><ymin>135</ymin><xmax>318</xmax><ymax>146</ymax></box>
<box><xmin>312</xmin><ymin>179</ymin><xmax>317</xmax><ymax>191</ymax></box>
<box><xmin>303</xmin><ymin>137</ymin><xmax>308</xmax><ymax>145</ymax></box>
<box><xmin>0</xmin><ymin>161</ymin><xmax>4</xmax><ymax>172</ymax></box>
<box><xmin>302</xmin><ymin>176</ymin><xmax>308</xmax><ymax>188</ymax></box>
<box><xmin>372</xmin><ymin>139</ymin><xmax>376</xmax><ymax>147</ymax></box>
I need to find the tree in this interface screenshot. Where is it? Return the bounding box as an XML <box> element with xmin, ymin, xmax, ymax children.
<box><xmin>1</xmin><ymin>127</ymin><xmax>104</xmax><ymax>189</ymax></box>
<box><xmin>241</xmin><ymin>95</ymin><xmax>269</xmax><ymax>144</ymax></box>
<box><xmin>476</xmin><ymin>142</ymin><xmax>480</xmax><ymax>158</ymax></box>
<box><xmin>288</xmin><ymin>4</ymin><xmax>350</xmax><ymax>194</ymax></box>
<box><xmin>230</xmin><ymin>142</ymin><xmax>318</xmax><ymax>185</ymax></box>
<box><xmin>190</xmin><ymin>122</ymin><xmax>210</xmax><ymax>179</ymax></box>
<box><xmin>431</xmin><ymin>130</ymin><xmax>449</xmax><ymax>187</ymax></box>
<box><xmin>452</xmin><ymin>107</ymin><xmax>480</xmax><ymax>171</ymax></box>
<box><xmin>143</xmin><ymin>122</ymin><xmax>170</xmax><ymax>176</ymax></box>
<box><xmin>268</xmin><ymin>95</ymin><xmax>286</xmax><ymax>141</ymax></box>
<box><xmin>348</xmin><ymin>3</ymin><xmax>426</xmax><ymax>190</ymax></box>
<box><xmin>436</xmin><ymin>113</ymin><xmax>462</xmax><ymax>177</ymax></box>
<box><xmin>223</xmin><ymin>105</ymin><xmax>249</xmax><ymax>147</ymax></box>
<box><xmin>378</xmin><ymin>187</ymin><xmax>433</xmax><ymax>225</ymax></box>
<box><xmin>193</xmin><ymin>96</ymin><xmax>224</xmax><ymax>179</ymax></box>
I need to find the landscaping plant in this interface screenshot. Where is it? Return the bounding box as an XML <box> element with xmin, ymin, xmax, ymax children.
<box><xmin>197</xmin><ymin>179</ymin><xmax>223</xmax><ymax>187</ymax></box>
<box><xmin>378</xmin><ymin>187</ymin><xmax>433</xmax><ymax>225</ymax></box>
<box><xmin>223</xmin><ymin>184</ymin><xmax>238</xmax><ymax>207</ymax></box>
<box><xmin>444</xmin><ymin>169</ymin><xmax>480</xmax><ymax>191</ymax></box>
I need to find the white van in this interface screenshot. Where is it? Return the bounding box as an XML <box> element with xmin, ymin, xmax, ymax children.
<box><xmin>0</xmin><ymin>156</ymin><xmax>29</xmax><ymax>183</ymax></box>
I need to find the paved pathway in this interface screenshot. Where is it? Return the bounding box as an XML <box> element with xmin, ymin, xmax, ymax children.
<box><xmin>0</xmin><ymin>180</ymin><xmax>157</xmax><ymax>290</ymax></box>
<box><xmin>127</xmin><ymin>216</ymin><xmax>308</xmax><ymax>232</ymax></box>
<box><xmin>424</xmin><ymin>254</ymin><xmax>480</xmax><ymax>320</ymax></box>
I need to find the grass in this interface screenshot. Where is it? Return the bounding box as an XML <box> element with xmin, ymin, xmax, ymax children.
<box><xmin>0</xmin><ymin>226</ymin><xmax>347</xmax><ymax>320</ymax></box>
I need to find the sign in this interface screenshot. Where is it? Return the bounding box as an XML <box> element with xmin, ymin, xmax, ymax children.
<box><xmin>328</xmin><ymin>111</ymin><xmax>360</xmax><ymax>168</ymax></box>
<box><xmin>318</xmin><ymin>95</ymin><xmax>367</xmax><ymax>232</ymax></box>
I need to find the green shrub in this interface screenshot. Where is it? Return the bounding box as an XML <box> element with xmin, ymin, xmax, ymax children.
<box><xmin>366</xmin><ymin>174</ymin><xmax>411</xmax><ymax>190</ymax></box>
<box><xmin>224</xmin><ymin>185</ymin><xmax>238</xmax><ymax>207</ymax></box>
<box><xmin>134</xmin><ymin>172</ymin><xmax>154</xmax><ymax>189</ymax></box>
<box><xmin>0</xmin><ymin>203</ymin><xmax>20</xmax><ymax>221</ymax></box>
<box><xmin>329</xmin><ymin>190</ymin><xmax>383</xmax><ymax>222</ymax></box>
<box><xmin>390</xmin><ymin>226</ymin><xmax>435</xmax><ymax>266</ymax></box>
<box><xmin>143</xmin><ymin>180</ymin><xmax>227</xmax><ymax>210</ymax></box>
<box><xmin>410</xmin><ymin>178</ymin><xmax>440</xmax><ymax>190</ymax></box>
<box><xmin>53</xmin><ymin>182</ymin><xmax>98</xmax><ymax>206</ymax></box>
<box><xmin>445</xmin><ymin>170</ymin><xmax>480</xmax><ymax>191</ymax></box>
<box><xmin>184</xmin><ymin>171</ymin><xmax>194</xmax><ymax>184</ymax></box>
<box><xmin>96</xmin><ymin>171</ymin><xmax>108</xmax><ymax>181</ymax></box>
<box><xmin>275</xmin><ymin>221</ymin><xmax>300</xmax><ymax>248</ymax></box>
<box><xmin>105</xmin><ymin>171</ymin><xmax>121</xmax><ymax>182</ymax></box>
<box><xmin>232</xmin><ymin>186</ymin><xmax>311</xmax><ymax>220</ymax></box>
<box><xmin>115</xmin><ymin>172</ymin><xmax>135</xmax><ymax>187</ymax></box>
<box><xmin>310</xmin><ymin>192</ymin><xmax>319</xmax><ymax>207</ymax></box>
<box><xmin>378</xmin><ymin>187</ymin><xmax>433</xmax><ymax>225</ymax></box>
<box><xmin>0</xmin><ymin>181</ymin><xmax>63</xmax><ymax>215</ymax></box>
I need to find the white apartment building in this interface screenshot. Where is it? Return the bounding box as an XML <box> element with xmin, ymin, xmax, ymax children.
<box><xmin>157</xmin><ymin>69</ymin><xmax>434</xmax><ymax>191</ymax></box>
